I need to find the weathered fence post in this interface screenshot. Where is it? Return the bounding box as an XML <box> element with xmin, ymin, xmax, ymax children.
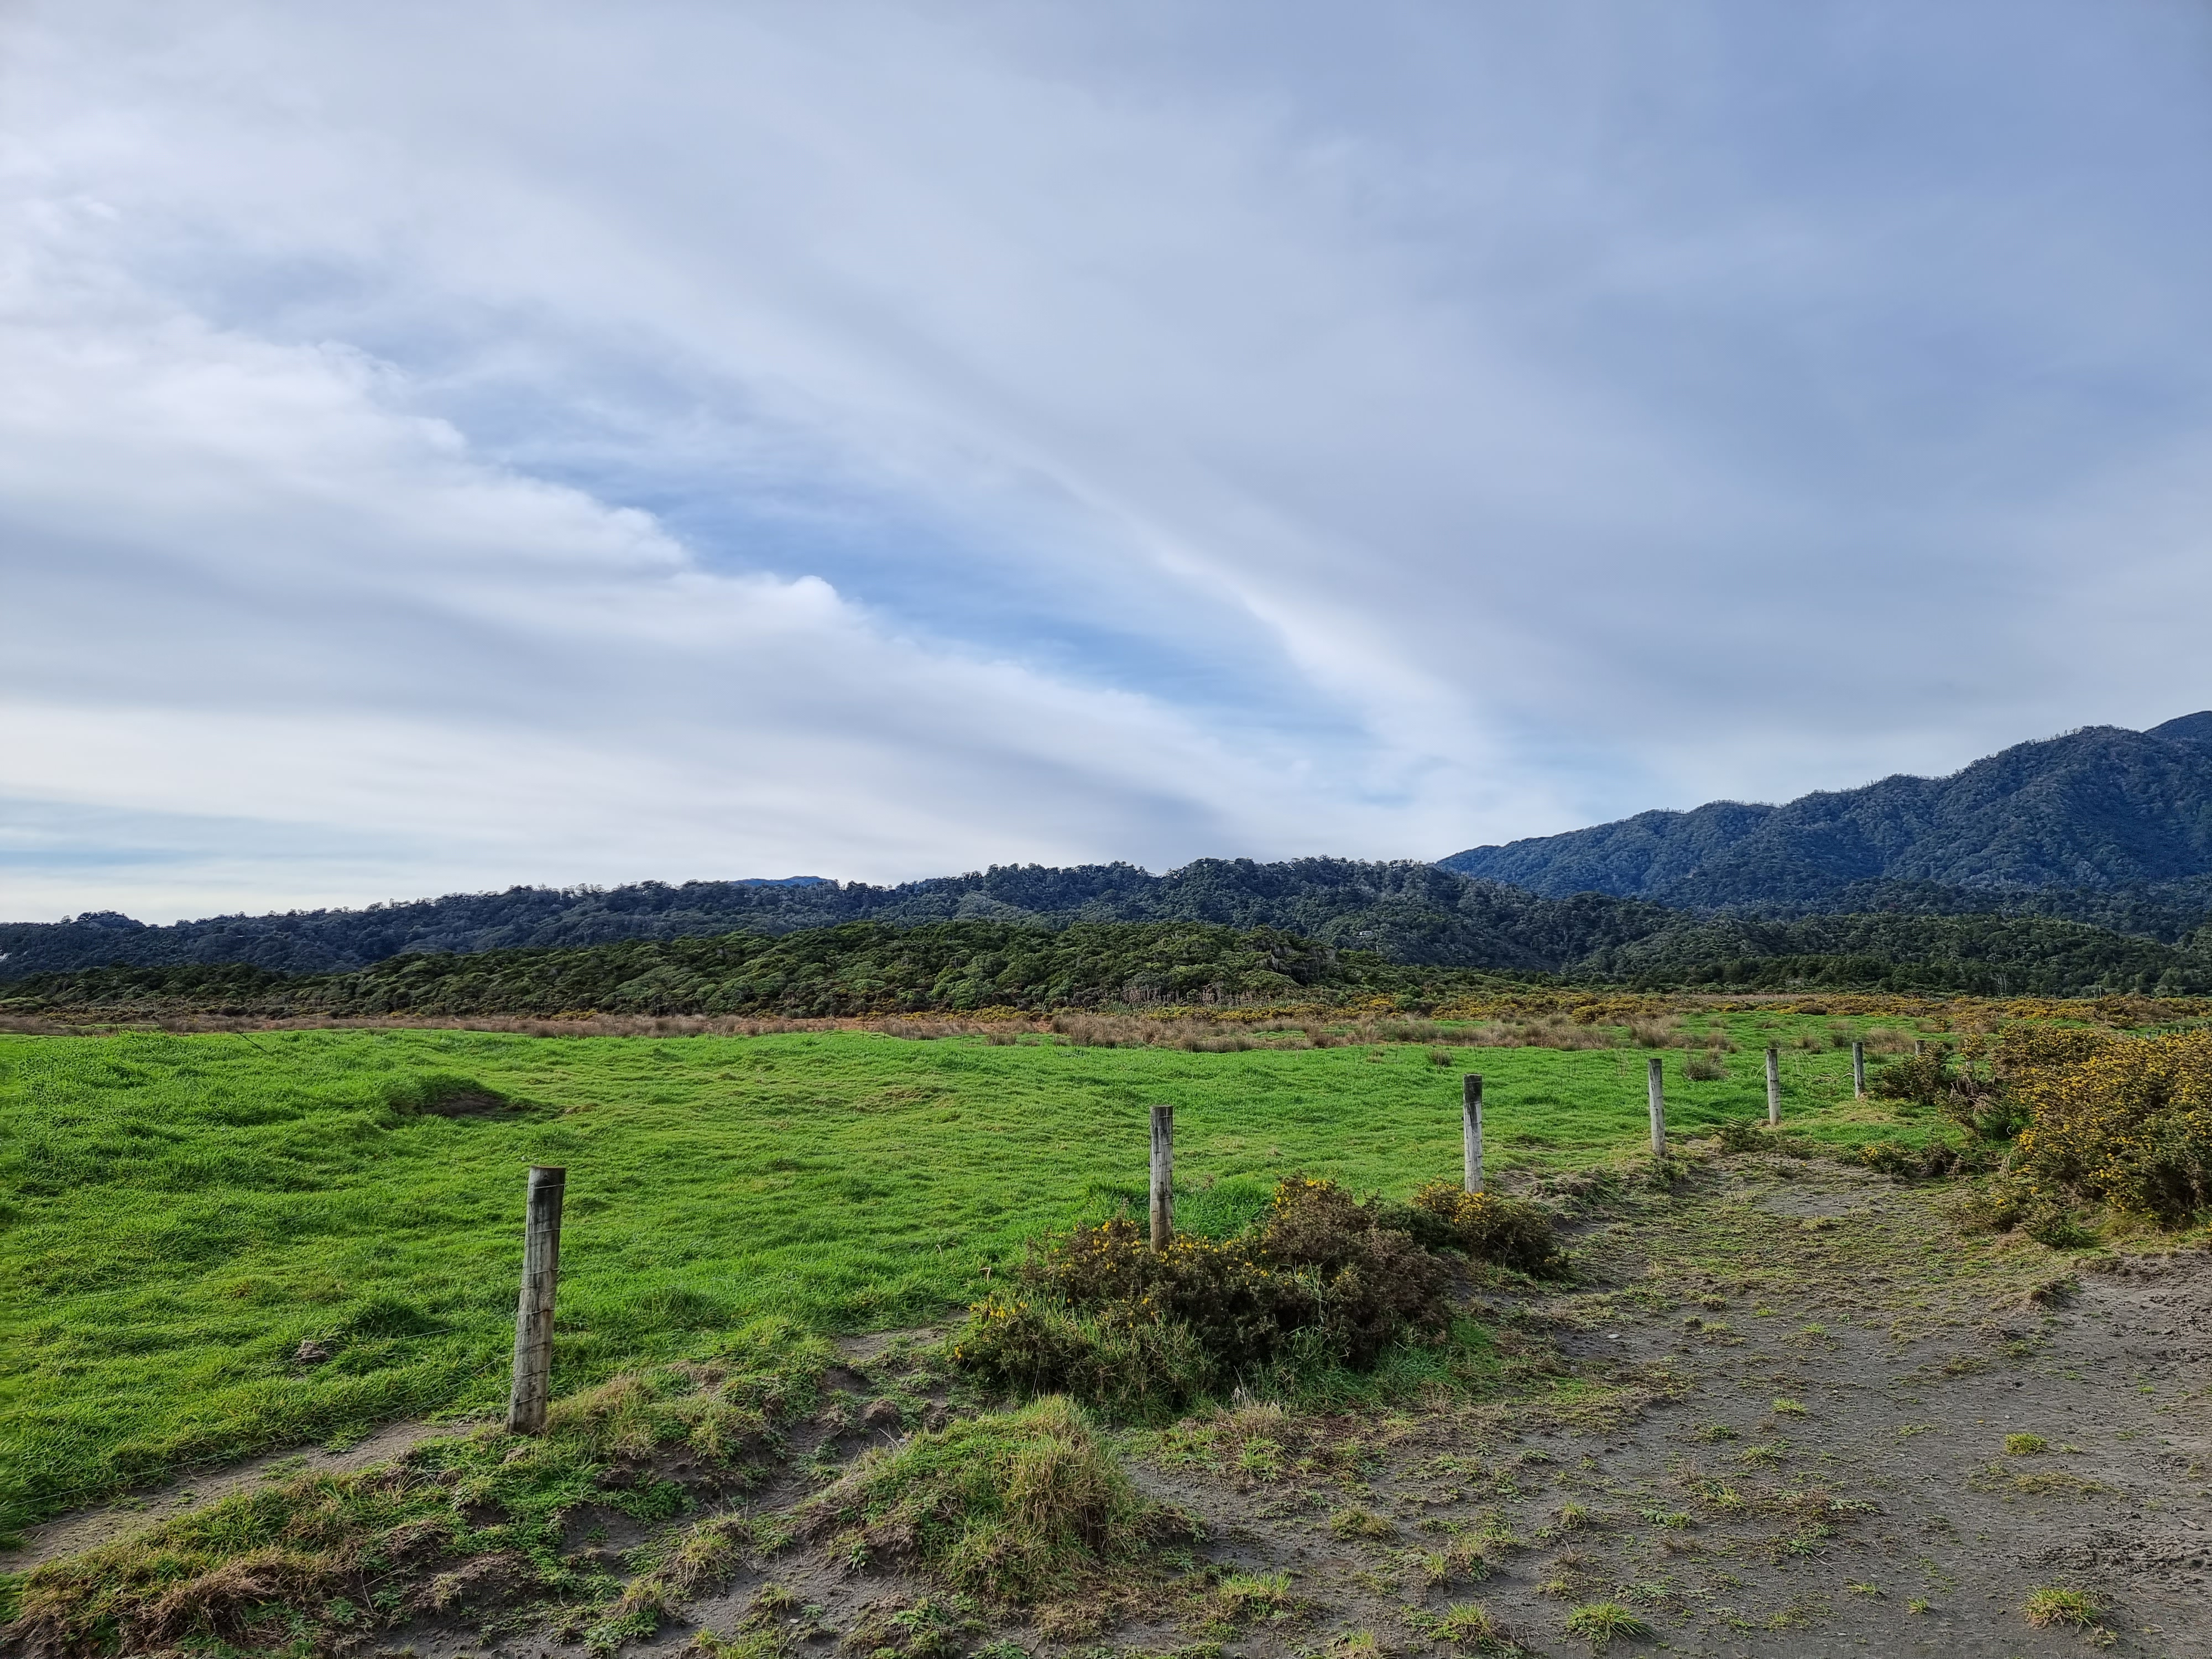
<box><xmin>1852</xmin><ymin>1040</ymin><xmax>1867</xmax><ymax>1099</ymax></box>
<box><xmin>507</xmin><ymin>1165</ymin><xmax>565</xmax><ymax>1436</ymax></box>
<box><xmin>1647</xmin><ymin>1057</ymin><xmax>1666</xmax><ymax>1157</ymax></box>
<box><xmin>1149</xmin><ymin>1104</ymin><xmax>1174</xmax><ymax>1250</ymax></box>
<box><xmin>1913</xmin><ymin>1039</ymin><xmax>1926</xmax><ymax>1058</ymax></box>
<box><xmin>1463</xmin><ymin>1074</ymin><xmax>1484</xmax><ymax>1194</ymax></box>
<box><xmin>1765</xmin><ymin>1045</ymin><xmax>1781</xmax><ymax>1126</ymax></box>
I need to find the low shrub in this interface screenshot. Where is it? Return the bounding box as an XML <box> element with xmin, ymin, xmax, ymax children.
<box><xmin>1407</xmin><ymin>1181</ymin><xmax>1566</xmax><ymax>1277</ymax></box>
<box><xmin>2007</xmin><ymin>1026</ymin><xmax>2212</xmax><ymax>1225</ymax></box>
<box><xmin>954</xmin><ymin>1177</ymin><xmax>1472</xmax><ymax>1411</ymax></box>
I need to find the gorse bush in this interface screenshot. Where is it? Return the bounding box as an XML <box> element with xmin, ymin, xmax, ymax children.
<box><xmin>2007</xmin><ymin>1026</ymin><xmax>2212</xmax><ymax>1224</ymax></box>
<box><xmin>956</xmin><ymin>1177</ymin><xmax>1460</xmax><ymax>1411</ymax></box>
<box><xmin>1406</xmin><ymin>1180</ymin><xmax>1566</xmax><ymax>1277</ymax></box>
<box><xmin>955</xmin><ymin>1176</ymin><xmax>1563</xmax><ymax>1412</ymax></box>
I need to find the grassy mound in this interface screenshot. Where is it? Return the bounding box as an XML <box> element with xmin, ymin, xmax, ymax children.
<box><xmin>798</xmin><ymin>1395</ymin><xmax>1168</xmax><ymax>1606</ymax></box>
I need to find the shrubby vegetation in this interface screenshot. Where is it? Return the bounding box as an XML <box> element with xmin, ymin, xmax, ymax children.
<box><xmin>12</xmin><ymin>906</ymin><xmax>2212</xmax><ymax>1025</ymax></box>
<box><xmin>953</xmin><ymin>1176</ymin><xmax>1558</xmax><ymax>1414</ymax></box>
<box><xmin>2</xmin><ymin>920</ymin><xmax>1496</xmax><ymax>1020</ymax></box>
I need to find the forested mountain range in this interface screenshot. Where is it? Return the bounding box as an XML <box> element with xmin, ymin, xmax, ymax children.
<box><xmin>7</xmin><ymin>714</ymin><xmax>2211</xmax><ymax>997</ymax></box>
<box><xmin>1442</xmin><ymin>714</ymin><xmax>2212</xmax><ymax>927</ymax></box>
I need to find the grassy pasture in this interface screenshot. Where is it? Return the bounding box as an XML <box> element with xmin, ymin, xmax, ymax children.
<box><xmin>0</xmin><ymin>1014</ymin><xmax>1906</xmax><ymax>1534</ymax></box>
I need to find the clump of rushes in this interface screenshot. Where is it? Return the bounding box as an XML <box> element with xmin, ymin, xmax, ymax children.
<box><xmin>1563</xmin><ymin>1601</ymin><xmax>1654</xmax><ymax>1650</ymax></box>
<box><xmin>797</xmin><ymin>1395</ymin><xmax>1177</xmax><ymax>1606</ymax></box>
<box><xmin>2023</xmin><ymin>1585</ymin><xmax>2101</xmax><ymax>1628</ymax></box>
<box><xmin>953</xmin><ymin>1177</ymin><xmax>1460</xmax><ymax>1413</ymax></box>
<box><xmin>4</xmin><ymin>1318</ymin><xmax>829</xmax><ymax>1658</ymax></box>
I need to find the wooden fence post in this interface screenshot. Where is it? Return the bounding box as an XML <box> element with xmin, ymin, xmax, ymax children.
<box><xmin>1647</xmin><ymin>1057</ymin><xmax>1666</xmax><ymax>1157</ymax></box>
<box><xmin>1463</xmin><ymin>1074</ymin><xmax>1484</xmax><ymax>1194</ymax></box>
<box><xmin>507</xmin><ymin>1165</ymin><xmax>565</xmax><ymax>1436</ymax></box>
<box><xmin>1149</xmin><ymin>1105</ymin><xmax>1174</xmax><ymax>1250</ymax></box>
<box><xmin>1765</xmin><ymin>1045</ymin><xmax>1781</xmax><ymax>1127</ymax></box>
<box><xmin>1852</xmin><ymin>1041</ymin><xmax>1867</xmax><ymax>1099</ymax></box>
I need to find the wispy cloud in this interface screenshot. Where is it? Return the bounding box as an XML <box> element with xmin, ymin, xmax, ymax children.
<box><xmin>4</xmin><ymin>1</ymin><xmax>2209</xmax><ymax>919</ymax></box>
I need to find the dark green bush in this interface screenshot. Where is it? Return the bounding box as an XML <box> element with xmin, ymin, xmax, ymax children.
<box><xmin>953</xmin><ymin>1177</ymin><xmax>1455</xmax><ymax>1411</ymax></box>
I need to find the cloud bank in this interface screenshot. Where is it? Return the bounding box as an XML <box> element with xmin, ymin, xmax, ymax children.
<box><xmin>4</xmin><ymin>1</ymin><xmax>2210</xmax><ymax>919</ymax></box>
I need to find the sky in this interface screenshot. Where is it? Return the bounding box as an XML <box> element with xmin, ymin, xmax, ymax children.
<box><xmin>4</xmin><ymin>1</ymin><xmax>2211</xmax><ymax>924</ymax></box>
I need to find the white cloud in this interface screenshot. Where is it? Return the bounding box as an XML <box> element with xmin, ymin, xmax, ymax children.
<box><xmin>4</xmin><ymin>0</ymin><xmax>2210</xmax><ymax>920</ymax></box>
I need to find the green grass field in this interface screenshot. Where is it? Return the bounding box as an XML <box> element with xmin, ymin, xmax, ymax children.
<box><xmin>0</xmin><ymin>1015</ymin><xmax>1910</xmax><ymax>1534</ymax></box>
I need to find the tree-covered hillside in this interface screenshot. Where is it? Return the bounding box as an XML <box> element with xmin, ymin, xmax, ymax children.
<box><xmin>1442</xmin><ymin>714</ymin><xmax>2212</xmax><ymax>915</ymax></box>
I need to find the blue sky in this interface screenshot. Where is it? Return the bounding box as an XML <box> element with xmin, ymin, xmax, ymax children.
<box><xmin>3</xmin><ymin>1</ymin><xmax>2210</xmax><ymax>921</ymax></box>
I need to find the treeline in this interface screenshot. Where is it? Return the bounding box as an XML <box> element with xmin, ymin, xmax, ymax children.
<box><xmin>9</xmin><ymin>909</ymin><xmax>2212</xmax><ymax>1022</ymax></box>
<box><xmin>0</xmin><ymin>859</ymin><xmax>1681</xmax><ymax>981</ymax></box>
<box><xmin>0</xmin><ymin>921</ymin><xmax>1504</xmax><ymax>1021</ymax></box>
<box><xmin>1584</xmin><ymin>911</ymin><xmax>2212</xmax><ymax>997</ymax></box>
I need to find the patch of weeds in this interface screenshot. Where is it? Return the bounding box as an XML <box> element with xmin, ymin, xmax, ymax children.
<box><xmin>2022</xmin><ymin>1585</ymin><xmax>2100</xmax><ymax>1629</ymax></box>
<box><xmin>1738</xmin><ymin>1443</ymin><xmax>1785</xmax><ymax>1469</ymax></box>
<box><xmin>1969</xmin><ymin>1464</ymin><xmax>2111</xmax><ymax>1500</ymax></box>
<box><xmin>800</xmin><ymin>1395</ymin><xmax>1176</xmax><ymax>1606</ymax></box>
<box><xmin>1770</xmin><ymin>1397</ymin><xmax>1808</xmax><ymax>1417</ymax></box>
<box><xmin>1906</xmin><ymin>1597</ymin><xmax>1932</xmax><ymax>1615</ymax></box>
<box><xmin>588</xmin><ymin>1514</ymin><xmax>792</xmax><ymax>1653</ymax></box>
<box><xmin>1562</xmin><ymin>1601</ymin><xmax>1653</xmax><ymax>1651</ymax></box>
<box><xmin>2004</xmin><ymin>1433</ymin><xmax>2050</xmax><ymax>1455</ymax></box>
<box><xmin>1203</xmin><ymin>1569</ymin><xmax>1309</xmax><ymax>1633</ymax></box>
<box><xmin>1239</xmin><ymin>1437</ymin><xmax>1287</xmax><ymax>1482</ymax></box>
<box><xmin>1413</xmin><ymin>1535</ymin><xmax>1492</xmax><ymax>1588</ymax></box>
<box><xmin>1773</xmin><ymin>1524</ymin><xmax>1834</xmax><ymax>1560</ymax></box>
<box><xmin>843</xmin><ymin>1595</ymin><xmax>985</xmax><ymax>1659</ymax></box>
<box><xmin>1432</xmin><ymin>1600</ymin><xmax>1516</xmax><ymax>1651</ymax></box>
<box><xmin>1693</xmin><ymin>1423</ymin><xmax>1736</xmax><ymax>1442</ymax></box>
<box><xmin>1634</xmin><ymin>1507</ymin><xmax>1692</xmax><ymax>1530</ymax></box>
<box><xmin>1331</xmin><ymin>1506</ymin><xmax>1396</xmax><ymax>1541</ymax></box>
<box><xmin>1542</xmin><ymin>1501</ymin><xmax>1604</xmax><ymax>1538</ymax></box>
<box><xmin>1844</xmin><ymin>1582</ymin><xmax>1882</xmax><ymax>1598</ymax></box>
<box><xmin>1326</xmin><ymin>1630</ymin><xmax>1382</xmax><ymax>1659</ymax></box>
<box><xmin>1532</xmin><ymin>1550</ymin><xmax>1592</xmax><ymax>1599</ymax></box>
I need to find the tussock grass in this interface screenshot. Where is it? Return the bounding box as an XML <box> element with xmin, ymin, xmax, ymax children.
<box><xmin>2022</xmin><ymin>1584</ymin><xmax>2101</xmax><ymax>1628</ymax></box>
<box><xmin>1563</xmin><ymin>1600</ymin><xmax>1653</xmax><ymax>1649</ymax></box>
<box><xmin>798</xmin><ymin>1396</ymin><xmax>1171</xmax><ymax>1606</ymax></box>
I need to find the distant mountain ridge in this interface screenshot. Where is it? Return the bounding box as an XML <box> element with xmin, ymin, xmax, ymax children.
<box><xmin>1441</xmin><ymin>714</ymin><xmax>2212</xmax><ymax>916</ymax></box>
